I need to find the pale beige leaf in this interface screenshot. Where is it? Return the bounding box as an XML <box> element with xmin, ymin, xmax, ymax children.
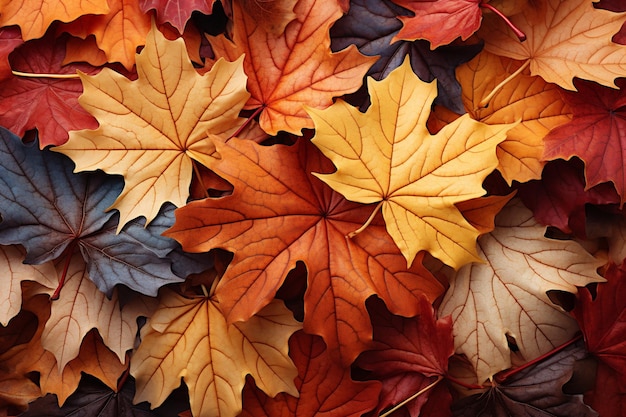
<box><xmin>438</xmin><ymin>199</ymin><xmax>605</xmax><ymax>383</ymax></box>
<box><xmin>480</xmin><ymin>0</ymin><xmax>626</xmax><ymax>90</ymax></box>
<box><xmin>131</xmin><ymin>291</ymin><xmax>300</xmax><ymax>417</ymax></box>
<box><xmin>0</xmin><ymin>245</ymin><xmax>56</xmax><ymax>326</ymax></box>
<box><xmin>41</xmin><ymin>254</ymin><xmax>155</xmax><ymax>372</ymax></box>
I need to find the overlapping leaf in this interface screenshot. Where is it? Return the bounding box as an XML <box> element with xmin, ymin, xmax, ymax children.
<box><xmin>165</xmin><ymin>138</ymin><xmax>444</xmax><ymax>365</ymax></box>
<box><xmin>0</xmin><ymin>33</ymin><xmax>99</xmax><ymax>148</ymax></box>
<box><xmin>0</xmin><ymin>26</ymin><xmax>22</xmax><ymax>81</ymax></box>
<box><xmin>330</xmin><ymin>0</ymin><xmax>482</xmax><ymax>114</ymax></box>
<box><xmin>454</xmin><ymin>50</ymin><xmax>572</xmax><ymax>184</ymax></box>
<box><xmin>479</xmin><ymin>0</ymin><xmax>626</xmax><ymax>90</ymax></box>
<box><xmin>54</xmin><ymin>22</ymin><xmax>249</xmax><ymax>229</ymax></box>
<box><xmin>0</xmin><ymin>127</ymin><xmax>207</xmax><ymax>296</ymax></box>
<box><xmin>140</xmin><ymin>0</ymin><xmax>215</xmax><ymax>33</ymax></box>
<box><xmin>308</xmin><ymin>58</ymin><xmax>513</xmax><ymax>269</ymax></box>
<box><xmin>131</xmin><ymin>291</ymin><xmax>301</xmax><ymax>417</ymax></box>
<box><xmin>439</xmin><ymin>199</ymin><xmax>604</xmax><ymax>383</ymax></box>
<box><xmin>241</xmin><ymin>331</ymin><xmax>381</xmax><ymax>417</ymax></box>
<box><xmin>208</xmin><ymin>0</ymin><xmax>376</xmax><ymax>135</ymax></box>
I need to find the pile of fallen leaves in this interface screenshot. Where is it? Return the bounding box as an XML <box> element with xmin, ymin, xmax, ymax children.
<box><xmin>0</xmin><ymin>0</ymin><xmax>625</xmax><ymax>416</ymax></box>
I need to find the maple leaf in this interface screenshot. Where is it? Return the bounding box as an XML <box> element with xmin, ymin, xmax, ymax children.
<box><xmin>57</xmin><ymin>0</ymin><xmax>151</xmax><ymax>70</ymax></box>
<box><xmin>573</xmin><ymin>261</ymin><xmax>626</xmax><ymax>415</ymax></box>
<box><xmin>451</xmin><ymin>340</ymin><xmax>597</xmax><ymax>417</ymax></box>
<box><xmin>0</xmin><ymin>32</ymin><xmax>99</xmax><ymax>148</ymax></box>
<box><xmin>391</xmin><ymin>0</ymin><xmax>482</xmax><ymax>48</ymax></box>
<box><xmin>165</xmin><ymin>138</ymin><xmax>444</xmax><ymax>365</ymax></box>
<box><xmin>518</xmin><ymin>159</ymin><xmax>619</xmax><ymax>237</ymax></box>
<box><xmin>139</xmin><ymin>0</ymin><xmax>215</xmax><ymax>34</ymax></box>
<box><xmin>222</xmin><ymin>0</ymin><xmax>297</xmax><ymax>35</ymax></box>
<box><xmin>130</xmin><ymin>290</ymin><xmax>301</xmax><ymax>417</ymax></box>
<box><xmin>479</xmin><ymin>0</ymin><xmax>626</xmax><ymax>90</ymax></box>
<box><xmin>453</xmin><ymin>50</ymin><xmax>572</xmax><ymax>184</ymax></box>
<box><xmin>543</xmin><ymin>78</ymin><xmax>626</xmax><ymax>207</ymax></box>
<box><xmin>0</xmin><ymin>245</ymin><xmax>56</xmax><ymax>326</ymax></box>
<box><xmin>355</xmin><ymin>297</ymin><xmax>453</xmax><ymax>417</ymax></box>
<box><xmin>308</xmin><ymin>57</ymin><xmax>513</xmax><ymax>269</ymax></box>
<box><xmin>329</xmin><ymin>0</ymin><xmax>482</xmax><ymax>114</ymax></box>
<box><xmin>0</xmin><ymin>0</ymin><xmax>109</xmax><ymax>41</ymax></box>
<box><xmin>240</xmin><ymin>331</ymin><xmax>381</xmax><ymax>417</ymax></box>
<box><xmin>0</xmin><ymin>26</ymin><xmax>22</xmax><ymax>81</ymax></box>
<box><xmin>438</xmin><ymin>199</ymin><xmax>605</xmax><ymax>383</ymax></box>
<box><xmin>0</xmin><ymin>128</ymin><xmax>209</xmax><ymax>296</ymax></box>
<box><xmin>208</xmin><ymin>0</ymin><xmax>376</xmax><ymax>135</ymax></box>
<box><xmin>54</xmin><ymin>22</ymin><xmax>249</xmax><ymax>229</ymax></box>
<box><xmin>455</xmin><ymin>193</ymin><xmax>516</xmax><ymax>236</ymax></box>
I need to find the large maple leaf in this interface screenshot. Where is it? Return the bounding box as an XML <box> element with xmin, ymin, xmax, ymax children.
<box><xmin>240</xmin><ymin>331</ymin><xmax>381</xmax><ymax>417</ymax></box>
<box><xmin>308</xmin><ymin>58</ymin><xmax>513</xmax><ymax>269</ymax></box>
<box><xmin>54</xmin><ymin>22</ymin><xmax>249</xmax><ymax>229</ymax></box>
<box><xmin>130</xmin><ymin>290</ymin><xmax>301</xmax><ymax>417</ymax></box>
<box><xmin>454</xmin><ymin>50</ymin><xmax>572</xmax><ymax>184</ymax></box>
<box><xmin>0</xmin><ymin>32</ymin><xmax>99</xmax><ymax>148</ymax></box>
<box><xmin>329</xmin><ymin>0</ymin><xmax>482</xmax><ymax>115</ymax></box>
<box><xmin>0</xmin><ymin>127</ymin><xmax>209</xmax><ymax>296</ymax></box>
<box><xmin>438</xmin><ymin>199</ymin><xmax>605</xmax><ymax>383</ymax></box>
<box><xmin>573</xmin><ymin>261</ymin><xmax>626</xmax><ymax>417</ymax></box>
<box><xmin>543</xmin><ymin>78</ymin><xmax>626</xmax><ymax>206</ymax></box>
<box><xmin>165</xmin><ymin>138</ymin><xmax>444</xmax><ymax>366</ymax></box>
<box><xmin>479</xmin><ymin>0</ymin><xmax>626</xmax><ymax>90</ymax></box>
<box><xmin>356</xmin><ymin>297</ymin><xmax>454</xmax><ymax>417</ymax></box>
<box><xmin>57</xmin><ymin>0</ymin><xmax>151</xmax><ymax>70</ymax></box>
<box><xmin>0</xmin><ymin>0</ymin><xmax>109</xmax><ymax>41</ymax></box>
<box><xmin>207</xmin><ymin>0</ymin><xmax>376</xmax><ymax>135</ymax></box>
<box><xmin>451</xmin><ymin>341</ymin><xmax>597</xmax><ymax>417</ymax></box>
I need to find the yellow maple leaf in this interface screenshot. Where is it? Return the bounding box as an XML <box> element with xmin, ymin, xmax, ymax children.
<box><xmin>307</xmin><ymin>57</ymin><xmax>515</xmax><ymax>269</ymax></box>
<box><xmin>479</xmin><ymin>0</ymin><xmax>626</xmax><ymax>90</ymax></box>
<box><xmin>131</xmin><ymin>291</ymin><xmax>301</xmax><ymax>417</ymax></box>
<box><xmin>54</xmin><ymin>22</ymin><xmax>250</xmax><ymax>231</ymax></box>
<box><xmin>438</xmin><ymin>199</ymin><xmax>605</xmax><ymax>383</ymax></box>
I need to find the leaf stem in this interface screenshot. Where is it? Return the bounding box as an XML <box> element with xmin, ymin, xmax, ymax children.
<box><xmin>478</xmin><ymin>59</ymin><xmax>530</xmax><ymax>108</ymax></box>
<box><xmin>117</xmin><ymin>366</ymin><xmax>130</xmax><ymax>391</ymax></box>
<box><xmin>348</xmin><ymin>201</ymin><xmax>384</xmax><ymax>238</ymax></box>
<box><xmin>379</xmin><ymin>376</ymin><xmax>443</xmax><ymax>417</ymax></box>
<box><xmin>11</xmin><ymin>70</ymin><xmax>81</xmax><ymax>79</ymax></box>
<box><xmin>479</xmin><ymin>2</ymin><xmax>526</xmax><ymax>42</ymax></box>
<box><xmin>207</xmin><ymin>275</ymin><xmax>220</xmax><ymax>297</ymax></box>
<box><xmin>192</xmin><ymin>160</ymin><xmax>210</xmax><ymax>199</ymax></box>
<box><xmin>445</xmin><ymin>375</ymin><xmax>488</xmax><ymax>390</ymax></box>
<box><xmin>494</xmin><ymin>333</ymin><xmax>583</xmax><ymax>383</ymax></box>
<box><xmin>51</xmin><ymin>243</ymin><xmax>76</xmax><ymax>300</ymax></box>
<box><xmin>228</xmin><ymin>105</ymin><xmax>265</xmax><ymax>140</ymax></box>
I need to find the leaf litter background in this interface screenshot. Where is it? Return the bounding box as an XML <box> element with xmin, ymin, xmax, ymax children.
<box><xmin>0</xmin><ymin>0</ymin><xmax>625</xmax><ymax>416</ymax></box>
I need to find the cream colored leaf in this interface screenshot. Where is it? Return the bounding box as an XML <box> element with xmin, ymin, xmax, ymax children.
<box><xmin>308</xmin><ymin>57</ymin><xmax>514</xmax><ymax>269</ymax></box>
<box><xmin>480</xmin><ymin>0</ymin><xmax>626</xmax><ymax>90</ymax></box>
<box><xmin>438</xmin><ymin>199</ymin><xmax>605</xmax><ymax>383</ymax></box>
<box><xmin>0</xmin><ymin>245</ymin><xmax>56</xmax><ymax>326</ymax></box>
<box><xmin>54</xmin><ymin>22</ymin><xmax>249</xmax><ymax>230</ymax></box>
<box><xmin>41</xmin><ymin>254</ymin><xmax>155</xmax><ymax>372</ymax></box>
<box><xmin>131</xmin><ymin>291</ymin><xmax>300</xmax><ymax>417</ymax></box>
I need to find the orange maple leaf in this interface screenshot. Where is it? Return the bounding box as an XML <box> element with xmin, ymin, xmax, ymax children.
<box><xmin>0</xmin><ymin>0</ymin><xmax>109</xmax><ymax>41</ymax></box>
<box><xmin>58</xmin><ymin>0</ymin><xmax>151</xmax><ymax>70</ymax></box>
<box><xmin>165</xmin><ymin>138</ymin><xmax>444</xmax><ymax>366</ymax></box>
<box><xmin>208</xmin><ymin>0</ymin><xmax>376</xmax><ymax>135</ymax></box>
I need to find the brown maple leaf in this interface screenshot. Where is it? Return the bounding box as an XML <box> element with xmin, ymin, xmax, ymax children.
<box><xmin>208</xmin><ymin>0</ymin><xmax>376</xmax><ymax>135</ymax></box>
<box><xmin>165</xmin><ymin>138</ymin><xmax>444</xmax><ymax>366</ymax></box>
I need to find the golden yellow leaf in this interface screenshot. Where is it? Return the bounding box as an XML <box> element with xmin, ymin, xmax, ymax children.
<box><xmin>438</xmin><ymin>199</ymin><xmax>605</xmax><ymax>383</ymax></box>
<box><xmin>0</xmin><ymin>0</ymin><xmax>109</xmax><ymax>41</ymax></box>
<box><xmin>54</xmin><ymin>22</ymin><xmax>250</xmax><ymax>230</ymax></box>
<box><xmin>131</xmin><ymin>291</ymin><xmax>300</xmax><ymax>417</ymax></box>
<box><xmin>308</xmin><ymin>57</ymin><xmax>514</xmax><ymax>269</ymax></box>
<box><xmin>479</xmin><ymin>0</ymin><xmax>626</xmax><ymax>90</ymax></box>
<box><xmin>456</xmin><ymin>50</ymin><xmax>572</xmax><ymax>184</ymax></box>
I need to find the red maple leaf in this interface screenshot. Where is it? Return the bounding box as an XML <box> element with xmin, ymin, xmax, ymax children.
<box><xmin>573</xmin><ymin>260</ymin><xmax>626</xmax><ymax>416</ymax></box>
<box><xmin>0</xmin><ymin>26</ymin><xmax>22</xmax><ymax>82</ymax></box>
<box><xmin>139</xmin><ymin>0</ymin><xmax>215</xmax><ymax>33</ymax></box>
<box><xmin>0</xmin><ymin>32</ymin><xmax>98</xmax><ymax>147</ymax></box>
<box><xmin>543</xmin><ymin>78</ymin><xmax>626</xmax><ymax>207</ymax></box>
